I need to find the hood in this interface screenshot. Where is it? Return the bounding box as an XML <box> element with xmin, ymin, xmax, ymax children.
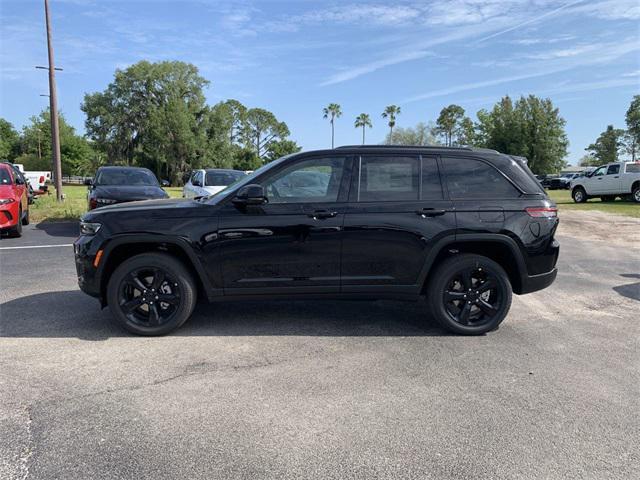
<box><xmin>0</xmin><ymin>184</ymin><xmax>18</xmax><ymax>199</ymax></box>
<box><xmin>92</xmin><ymin>185</ymin><xmax>168</xmax><ymax>201</ymax></box>
<box><xmin>82</xmin><ymin>197</ymin><xmax>204</xmax><ymax>221</ymax></box>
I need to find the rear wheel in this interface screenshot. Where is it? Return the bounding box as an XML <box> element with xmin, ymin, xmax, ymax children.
<box><xmin>22</xmin><ymin>207</ymin><xmax>29</xmax><ymax>225</ymax></box>
<box><xmin>427</xmin><ymin>254</ymin><xmax>512</xmax><ymax>335</ymax></box>
<box><xmin>633</xmin><ymin>185</ymin><xmax>640</xmax><ymax>203</ymax></box>
<box><xmin>572</xmin><ymin>187</ymin><xmax>587</xmax><ymax>203</ymax></box>
<box><xmin>106</xmin><ymin>253</ymin><xmax>197</xmax><ymax>335</ymax></box>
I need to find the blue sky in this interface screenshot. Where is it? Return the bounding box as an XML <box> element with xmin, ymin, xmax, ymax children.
<box><xmin>1</xmin><ymin>0</ymin><xmax>638</xmax><ymax>165</ymax></box>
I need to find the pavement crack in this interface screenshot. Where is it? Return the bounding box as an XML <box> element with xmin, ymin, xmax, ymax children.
<box><xmin>18</xmin><ymin>404</ymin><xmax>35</xmax><ymax>480</ymax></box>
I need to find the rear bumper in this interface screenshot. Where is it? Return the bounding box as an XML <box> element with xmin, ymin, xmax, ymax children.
<box><xmin>519</xmin><ymin>268</ymin><xmax>557</xmax><ymax>294</ymax></box>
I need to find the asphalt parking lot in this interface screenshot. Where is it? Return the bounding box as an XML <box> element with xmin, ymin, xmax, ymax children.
<box><xmin>1</xmin><ymin>212</ymin><xmax>639</xmax><ymax>479</ymax></box>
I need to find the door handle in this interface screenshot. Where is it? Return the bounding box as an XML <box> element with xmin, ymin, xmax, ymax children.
<box><xmin>415</xmin><ymin>208</ymin><xmax>446</xmax><ymax>217</ymax></box>
<box><xmin>308</xmin><ymin>209</ymin><xmax>337</xmax><ymax>219</ymax></box>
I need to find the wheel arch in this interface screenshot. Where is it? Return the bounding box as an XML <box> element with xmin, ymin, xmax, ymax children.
<box><xmin>419</xmin><ymin>234</ymin><xmax>527</xmax><ymax>295</ymax></box>
<box><xmin>97</xmin><ymin>235</ymin><xmax>215</xmax><ymax>306</ymax></box>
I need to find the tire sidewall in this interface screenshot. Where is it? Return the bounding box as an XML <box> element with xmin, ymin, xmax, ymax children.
<box><xmin>427</xmin><ymin>255</ymin><xmax>513</xmax><ymax>335</ymax></box>
<box><xmin>572</xmin><ymin>188</ymin><xmax>586</xmax><ymax>203</ymax></box>
<box><xmin>633</xmin><ymin>186</ymin><xmax>640</xmax><ymax>203</ymax></box>
<box><xmin>107</xmin><ymin>253</ymin><xmax>197</xmax><ymax>336</ymax></box>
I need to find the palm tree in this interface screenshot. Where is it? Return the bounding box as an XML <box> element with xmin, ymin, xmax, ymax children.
<box><xmin>354</xmin><ymin>113</ymin><xmax>372</xmax><ymax>145</ymax></box>
<box><xmin>382</xmin><ymin>105</ymin><xmax>401</xmax><ymax>140</ymax></box>
<box><xmin>323</xmin><ymin>103</ymin><xmax>342</xmax><ymax>148</ymax></box>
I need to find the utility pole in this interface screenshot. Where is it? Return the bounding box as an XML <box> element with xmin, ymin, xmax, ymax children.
<box><xmin>41</xmin><ymin>0</ymin><xmax>63</xmax><ymax>202</ymax></box>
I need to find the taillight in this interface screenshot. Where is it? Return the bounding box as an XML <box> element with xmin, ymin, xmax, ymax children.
<box><xmin>526</xmin><ymin>207</ymin><xmax>557</xmax><ymax>218</ymax></box>
<box><xmin>39</xmin><ymin>175</ymin><xmax>44</xmax><ymax>183</ymax></box>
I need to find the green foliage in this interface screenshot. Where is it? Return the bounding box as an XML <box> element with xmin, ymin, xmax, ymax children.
<box><xmin>625</xmin><ymin>95</ymin><xmax>640</xmax><ymax>161</ymax></box>
<box><xmin>385</xmin><ymin>122</ymin><xmax>439</xmax><ymax>146</ymax></box>
<box><xmin>435</xmin><ymin>104</ymin><xmax>470</xmax><ymax>146</ymax></box>
<box><xmin>323</xmin><ymin>103</ymin><xmax>342</xmax><ymax>148</ymax></box>
<box><xmin>242</xmin><ymin>108</ymin><xmax>290</xmax><ymax>158</ymax></box>
<box><xmin>476</xmin><ymin>95</ymin><xmax>568</xmax><ymax>174</ymax></box>
<box><xmin>382</xmin><ymin>105</ymin><xmax>401</xmax><ymax>135</ymax></box>
<box><xmin>578</xmin><ymin>154</ymin><xmax>599</xmax><ymax>167</ymax></box>
<box><xmin>354</xmin><ymin>113</ymin><xmax>372</xmax><ymax>144</ymax></box>
<box><xmin>585</xmin><ymin>125</ymin><xmax>626</xmax><ymax>166</ymax></box>
<box><xmin>233</xmin><ymin>148</ymin><xmax>262</xmax><ymax>171</ymax></box>
<box><xmin>265</xmin><ymin>139</ymin><xmax>301</xmax><ymax>162</ymax></box>
<box><xmin>0</xmin><ymin>118</ymin><xmax>20</xmax><ymax>161</ymax></box>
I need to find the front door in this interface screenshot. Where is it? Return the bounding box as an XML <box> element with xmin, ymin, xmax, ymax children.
<box><xmin>600</xmin><ymin>164</ymin><xmax>621</xmax><ymax>193</ymax></box>
<box><xmin>341</xmin><ymin>154</ymin><xmax>456</xmax><ymax>294</ymax></box>
<box><xmin>217</xmin><ymin>155</ymin><xmax>352</xmax><ymax>294</ymax></box>
<box><xmin>587</xmin><ymin>165</ymin><xmax>608</xmax><ymax>194</ymax></box>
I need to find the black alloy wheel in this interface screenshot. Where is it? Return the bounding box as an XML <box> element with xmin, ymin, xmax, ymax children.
<box><xmin>107</xmin><ymin>253</ymin><xmax>197</xmax><ymax>335</ymax></box>
<box><xmin>427</xmin><ymin>254</ymin><xmax>512</xmax><ymax>335</ymax></box>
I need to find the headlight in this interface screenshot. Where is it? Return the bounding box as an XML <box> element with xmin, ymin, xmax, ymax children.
<box><xmin>95</xmin><ymin>198</ymin><xmax>117</xmax><ymax>205</ymax></box>
<box><xmin>0</xmin><ymin>198</ymin><xmax>15</xmax><ymax>205</ymax></box>
<box><xmin>80</xmin><ymin>221</ymin><xmax>102</xmax><ymax>235</ymax></box>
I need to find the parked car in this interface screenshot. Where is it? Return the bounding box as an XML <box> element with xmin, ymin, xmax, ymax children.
<box><xmin>183</xmin><ymin>169</ymin><xmax>246</xmax><ymax>199</ymax></box>
<box><xmin>571</xmin><ymin>162</ymin><xmax>640</xmax><ymax>203</ymax></box>
<box><xmin>74</xmin><ymin>145</ymin><xmax>559</xmax><ymax>336</ymax></box>
<box><xmin>86</xmin><ymin>166</ymin><xmax>170</xmax><ymax>210</ymax></box>
<box><xmin>549</xmin><ymin>173</ymin><xmax>580</xmax><ymax>190</ymax></box>
<box><xmin>3</xmin><ymin>162</ymin><xmax>35</xmax><ymax>205</ymax></box>
<box><xmin>0</xmin><ymin>162</ymin><xmax>30</xmax><ymax>237</ymax></box>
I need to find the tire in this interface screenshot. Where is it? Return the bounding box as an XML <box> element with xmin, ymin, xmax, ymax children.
<box><xmin>22</xmin><ymin>207</ymin><xmax>30</xmax><ymax>225</ymax></box>
<box><xmin>572</xmin><ymin>187</ymin><xmax>587</xmax><ymax>203</ymax></box>
<box><xmin>426</xmin><ymin>254</ymin><xmax>513</xmax><ymax>335</ymax></box>
<box><xmin>106</xmin><ymin>253</ymin><xmax>197</xmax><ymax>336</ymax></box>
<box><xmin>7</xmin><ymin>208</ymin><xmax>23</xmax><ymax>238</ymax></box>
<box><xmin>633</xmin><ymin>184</ymin><xmax>640</xmax><ymax>204</ymax></box>
<box><xmin>601</xmin><ymin>195</ymin><xmax>615</xmax><ymax>202</ymax></box>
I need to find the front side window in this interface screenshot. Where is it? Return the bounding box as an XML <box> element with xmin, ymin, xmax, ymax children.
<box><xmin>607</xmin><ymin>165</ymin><xmax>620</xmax><ymax>175</ymax></box>
<box><xmin>263</xmin><ymin>157</ymin><xmax>346</xmax><ymax>204</ymax></box>
<box><xmin>358</xmin><ymin>156</ymin><xmax>419</xmax><ymax>201</ymax></box>
<box><xmin>592</xmin><ymin>166</ymin><xmax>607</xmax><ymax>177</ymax></box>
<box><xmin>443</xmin><ymin>157</ymin><xmax>520</xmax><ymax>199</ymax></box>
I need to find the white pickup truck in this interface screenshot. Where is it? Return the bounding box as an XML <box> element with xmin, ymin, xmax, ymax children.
<box><xmin>571</xmin><ymin>161</ymin><xmax>640</xmax><ymax>203</ymax></box>
<box><xmin>13</xmin><ymin>164</ymin><xmax>51</xmax><ymax>194</ymax></box>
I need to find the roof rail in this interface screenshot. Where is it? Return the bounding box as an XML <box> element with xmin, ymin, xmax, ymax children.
<box><xmin>335</xmin><ymin>144</ymin><xmax>486</xmax><ymax>152</ymax></box>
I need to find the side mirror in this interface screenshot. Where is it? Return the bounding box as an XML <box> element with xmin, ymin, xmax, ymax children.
<box><xmin>15</xmin><ymin>176</ymin><xmax>24</xmax><ymax>185</ymax></box>
<box><xmin>161</xmin><ymin>179</ymin><xmax>170</xmax><ymax>187</ymax></box>
<box><xmin>84</xmin><ymin>178</ymin><xmax>93</xmax><ymax>186</ymax></box>
<box><xmin>233</xmin><ymin>184</ymin><xmax>267</xmax><ymax>206</ymax></box>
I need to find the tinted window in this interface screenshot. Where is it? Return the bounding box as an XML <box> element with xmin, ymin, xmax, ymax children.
<box><xmin>95</xmin><ymin>168</ymin><xmax>159</xmax><ymax>186</ymax></box>
<box><xmin>607</xmin><ymin>165</ymin><xmax>620</xmax><ymax>175</ymax></box>
<box><xmin>443</xmin><ymin>157</ymin><xmax>520</xmax><ymax>199</ymax></box>
<box><xmin>205</xmin><ymin>171</ymin><xmax>245</xmax><ymax>186</ymax></box>
<box><xmin>626</xmin><ymin>163</ymin><xmax>640</xmax><ymax>173</ymax></box>
<box><xmin>421</xmin><ymin>157</ymin><xmax>443</xmax><ymax>200</ymax></box>
<box><xmin>359</xmin><ymin>156</ymin><xmax>419</xmax><ymax>201</ymax></box>
<box><xmin>0</xmin><ymin>167</ymin><xmax>12</xmax><ymax>185</ymax></box>
<box><xmin>263</xmin><ymin>156</ymin><xmax>346</xmax><ymax>204</ymax></box>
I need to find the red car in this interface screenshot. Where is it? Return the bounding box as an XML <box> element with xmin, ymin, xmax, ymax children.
<box><xmin>0</xmin><ymin>163</ymin><xmax>30</xmax><ymax>237</ymax></box>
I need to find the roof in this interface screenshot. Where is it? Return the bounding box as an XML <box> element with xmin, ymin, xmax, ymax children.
<box><xmin>335</xmin><ymin>144</ymin><xmax>499</xmax><ymax>154</ymax></box>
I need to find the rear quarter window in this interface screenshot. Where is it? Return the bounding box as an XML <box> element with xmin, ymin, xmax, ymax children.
<box><xmin>443</xmin><ymin>157</ymin><xmax>521</xmax><ymax>199</ymax></box>
<box><xmin>626</xmin><ymin>163</ymin><xmax>640</xmax><ymax>173</ymax></box>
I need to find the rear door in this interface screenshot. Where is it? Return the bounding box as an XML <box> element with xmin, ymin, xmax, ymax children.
<box><xmin>341</xmin><ymin>154</ymin><xmax>455</xmax><ymax>294</ymax></box>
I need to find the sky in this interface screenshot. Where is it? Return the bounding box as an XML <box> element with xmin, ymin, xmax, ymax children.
<box><xmin>1</xmin><ymin>0</ymin><xmax>639</xmax><ymax>165</ymax></box>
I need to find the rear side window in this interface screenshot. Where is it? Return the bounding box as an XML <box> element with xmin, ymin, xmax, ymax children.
<box><xmin>421</xmin><ymin>157</ymin><xmax>443</xmax><ymax>200</ymax></box>
<box><xmin>358</xmin><ymin>156</ymin><xmax>419</xmax><ymax>201</ymax></box>
<box><xmin>443</xmin><ymin>157</ymin><xmax>520</xmax><ymax>199</ymax></box>
<box><xmin>625</xmin><ymin>163</ymin><xmax>640</xmax><ymax>173</ymax></box>
<box><xmin>607</xmin><ymin>165</ymin><xmax>620</xmax><ymax>175</ymax></box>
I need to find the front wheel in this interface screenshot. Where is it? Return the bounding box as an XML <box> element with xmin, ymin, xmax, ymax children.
<box><xmin>426</xmin><ymin>254</ymin><xmax>513</xmax><ymax>335</ymax></box>
<box><xmin>107</xmin><ymin>253</ymin><xmax>197</xmax><ymax>335</ymax></box>
<box><xmin>572</xmin><ymin>187</ymin><xmax>587</xmax><ymax>203</ymax></box>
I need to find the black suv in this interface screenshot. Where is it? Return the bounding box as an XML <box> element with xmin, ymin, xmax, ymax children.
<box><xmin>74</xmin><ymin>146</ymin><xmax>559</xmax><ymax>336</ymax></box>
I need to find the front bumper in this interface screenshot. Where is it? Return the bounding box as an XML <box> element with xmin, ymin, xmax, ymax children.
<box><xmin>74</xmin><ymin>235</ymin><xmax>102</xmax><ymax>299</ymax></box>
<box><xmin>0</xmin><ymin>203</ymin><xmax>18</xmax><ymax>229</ymax></box>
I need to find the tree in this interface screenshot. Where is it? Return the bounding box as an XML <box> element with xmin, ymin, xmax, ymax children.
<box><xmin>323</xmin><ymin>103</ymin><xmax>342</xmax><ymax>148</ymax></box>
<box><xmin>585</xmin><ymin>125</ymin><xmax>625</xmax><ymax>166</ymax></box>
<box><xmin>354</xmin><ymin>113</ymin><xmax>372</xmax><ymax>144</ymax></box>
<box><xmin>457</xmin><ymin>117</ymin><xmax>476</xmax><ymax>146</ymax></box>
<box><xmin>233</xmin><ymin>148</ymin><xmax>262</xmax><ymax>171</ymax></box>
<box><xmin>382</xmin><ymin>105</ymin><xmax>401</xmax><ymax>138</ymax></box>
<box><xmin>476</xmin><ymin>95</ymin><xmax>568</xmax><ymax>174</ymax></box>
<box><xmin>82</xmin><ymin>60</ymin><xmax>209</xmax><ymax>182</ymax></box>
<box><xmin>265</xmin><ymin>139</ymin><xmax>301</xmax><ymax>162</ymax></box>
<box><xmin>0</xmin><ymin>119</ymin><xmax>20</xmax><ymax>161</ymax></box>
<box><xmin>578</xmin><ymin>154</ymin><xmax>599</xmax><ymax>167</ymax></box>
<box><xmin>242</xmin><ymin>108</ymin><xmax>290</xmax><ymax>158</ymax></box>
<box><xmin>625</xmin><ymin>95</ymin><xmax>640</xmax><ymax>161</ymax></box>
<box><xmin>385</xmin><ymin>122</ymin><xmax>439</xmax><ymax>146</ymax></box>
<box><xmin>435</xmin><ymin>104</ymin><xmax>466</xmax><ymax>146</ymax></box>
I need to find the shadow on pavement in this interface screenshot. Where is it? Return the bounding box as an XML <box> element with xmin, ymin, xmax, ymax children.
<box><xmin>1</xmin><ymin>290</ymin><xmax>448</xmax><ymax>340</ymax></box>
<box><xmin>613</xmin><ymin>273</ymin><xmax>640</xmax><ymax>302</ymax></box>
<box><xmin>35</xmin><ymin>221</ymin><xmax>79</xmax><ymax>238</ymax></box>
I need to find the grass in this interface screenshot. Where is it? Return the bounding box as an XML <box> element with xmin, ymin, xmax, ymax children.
<box><xmin>29</xmin><ymin>184</ymin><xmax>639</xmax><ymax>223</ymax></box>
<box><xmin>546</xmin><ymin>189</ymin><xmax>640</xmax><ymax>218</ymax></box>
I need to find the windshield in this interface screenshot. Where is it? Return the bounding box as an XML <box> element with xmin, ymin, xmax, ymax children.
<box><xmin>203</xmin><ymin>154</ymin><xmax>295</xmax><ymax>203</ymax></box>
<box><xmin>205</xmin><ymin>170</ymin><xmax>246</xmax><ymax>187</ymax></box>
<box><xmin>95</xmin><ymin>168</ymin><xmax>159</xmax><ymax>186</ymax></box>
